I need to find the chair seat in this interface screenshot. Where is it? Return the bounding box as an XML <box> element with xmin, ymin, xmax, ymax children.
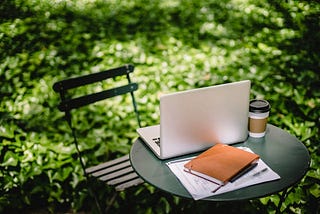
<box><xmin>85</xmin><ymin>154</ymin><xmax>144</xmax><ymax>191</ymax></box>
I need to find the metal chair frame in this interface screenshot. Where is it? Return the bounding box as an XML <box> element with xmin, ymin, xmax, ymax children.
<box><xmin>53</xmin><ymin>64</ymin><xmax>144</xmax><ymax>211</ymax></box>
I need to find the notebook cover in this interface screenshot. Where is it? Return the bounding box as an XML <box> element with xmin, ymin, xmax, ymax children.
<box><xmin>184</xmin><ymin>143</ymin><xmax>260</xmax><ymax>185</ymax></box>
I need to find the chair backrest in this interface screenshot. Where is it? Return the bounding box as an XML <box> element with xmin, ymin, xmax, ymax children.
<box><xmin>53</xmin><ymin>64</ymin><xmax>141</xmax><ymax>128</ymax></box>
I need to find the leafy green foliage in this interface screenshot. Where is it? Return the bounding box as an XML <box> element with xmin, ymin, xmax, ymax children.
<box><xmin>1</xmin><ymin>0</ymin><xmax>319</xmax><ymax>213</ymax></box>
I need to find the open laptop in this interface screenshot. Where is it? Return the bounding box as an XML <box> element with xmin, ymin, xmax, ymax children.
<box><xmin>137</xmin><ymin>80</ymin><xmax>251</xmax><ymax>159</ymax></box>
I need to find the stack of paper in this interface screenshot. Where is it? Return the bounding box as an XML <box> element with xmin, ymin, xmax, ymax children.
<box><xmin>166</xmin><ymin>147</ymin><xmax>280</xmax><ymax>200</ymax></box>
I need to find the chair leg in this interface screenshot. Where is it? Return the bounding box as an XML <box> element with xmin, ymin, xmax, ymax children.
<box><xmin>88</xmin><ymin>181</ymin><xmax>104</xmax><ymax>214</ymax></box>
<box><xmin>67</xmin><ymin>119</ymin><xmax>104</xmax><ymax>213</ymax></box>
<box><xmin>105</xmin><ymin>192</ymin><xmax>118</xmax><ymax>214</ymax></box>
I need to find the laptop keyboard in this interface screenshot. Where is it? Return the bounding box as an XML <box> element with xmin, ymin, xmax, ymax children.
<box><xmin>152</xmin><ymin>137</ymin><xmax>160</xmax><ymax>147</ymax></box>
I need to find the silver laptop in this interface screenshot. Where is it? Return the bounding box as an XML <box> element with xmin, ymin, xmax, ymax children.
<box><xmin>137</xmin><ymin>80</ymin><xmax>251</xmax><ymax>159</ymax></box>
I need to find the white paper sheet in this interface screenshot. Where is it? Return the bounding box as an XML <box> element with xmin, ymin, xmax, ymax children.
<box><xmin>166</xmin><ymin>147</ymin><xmax>281</xmax><ymax>200</ymax></box>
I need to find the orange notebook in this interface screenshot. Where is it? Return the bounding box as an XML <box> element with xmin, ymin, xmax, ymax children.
<box><xmin>184</xmin><ymin>143</ymin><xmax>260</xmax><ymax>185</ymax></box>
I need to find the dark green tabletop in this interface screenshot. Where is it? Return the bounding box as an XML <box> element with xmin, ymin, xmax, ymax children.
<box><xmin>130</xmin><ymin>124</ymin><xmax>310</xmax><ymax>201</ymax></box>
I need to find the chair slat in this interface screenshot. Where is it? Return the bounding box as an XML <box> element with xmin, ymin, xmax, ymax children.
<box><xmin>99</xmin><ymin>166</ymin><xmax>135</xmax><ymax>182</ymax></box>
<box><xmin>115</xmin><ymin>178</ymin><xmax>144</xmax><ymax>191</ymax></box>
<box><xmin>53</xmin><ymin>64</ymin><xmax>134</xmax><ymax>92</ymax></box>
<box><xmin>91</xmin><ymin>161</ymin><xmax>131</xmax><ymax>177</ymax></box>
<box><xmin>58</xmin><ymin>83</ymin><xmax>138</xmax><ymax>111</ymax></box>
<box><xmin>106</xmin><ymin>172</ymin><xmax>139</xmax><ymax>185</ymax></box>
<box><xmin>85</xmin><ymin>154</ymin><xmax>129</xmax><ymax>174</ymax></box>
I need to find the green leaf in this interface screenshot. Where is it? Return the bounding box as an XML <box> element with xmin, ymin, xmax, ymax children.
<box><xmin>308</xmin><ymin>172</ymin><xmax>320</xmax><ymax>181</ymax></box>
<box><xmin>259</xmin><ymin>196</ymin><xmax>270</xmax><ymax>205</ymax></box>
<box><xmin>310</xmin><ymin>184</ymin><xmax>320</xmax><ymax>198</ymax></box>
<box><xmin>2</xmin><ymin>151</ymin><xmax>19</xmax><ymax>167</ymax></box>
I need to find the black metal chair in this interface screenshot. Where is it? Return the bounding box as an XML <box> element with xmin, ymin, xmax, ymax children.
<box><xmin>52</xmin><ymin>64</ymin><xmax>144</xmax><ymax>194</ymax></box>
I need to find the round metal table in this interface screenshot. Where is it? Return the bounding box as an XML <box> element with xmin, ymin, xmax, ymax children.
<box><xmin>130</xmin><ymin>124</ymin><xmax>310</xmax><ymax>201</ymax></box>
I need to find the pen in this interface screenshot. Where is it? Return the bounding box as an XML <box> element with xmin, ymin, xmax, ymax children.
<box><xmin>211</xmin><ymin>184</ymin><xmax>223</xmax><ymax>193</ymax></box>
<box><xmin>252</xmin><ymin>168</ymin><xmax>268</xmax><ymax>177</ymax></box>
<box><xmin>230</xmin><ymin>162</ymin><xmax>258</xmax><ymax>183</ymax></box>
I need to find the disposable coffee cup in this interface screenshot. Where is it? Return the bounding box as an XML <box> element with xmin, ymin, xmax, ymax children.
<box><xmin>248</xmin><ymin>99</ymin><xmax>270</xmax><ymax>138</ymax></box>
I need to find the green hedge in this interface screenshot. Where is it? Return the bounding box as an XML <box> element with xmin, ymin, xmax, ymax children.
<box><xmin>1</xmin><ymin>0</ymin><xmax>319</xmax><ymax>213</ymax></box>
